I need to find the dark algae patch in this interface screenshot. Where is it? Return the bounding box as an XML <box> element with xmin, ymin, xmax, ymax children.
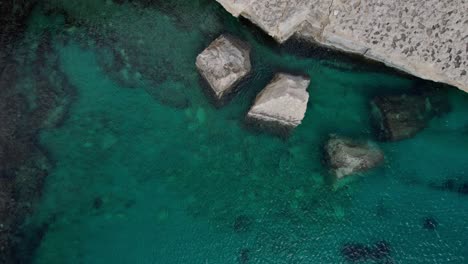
<box><xmin>1</xmin><ymin>0</ymin><xmax>467</xmax><ymax>263</ymax></box>
<box><xmin>233</xmin><ymin>215</ymin><xmax>253</xmax><ymax>233</ymax></box>
<box><xmin>341</xmin><ymin>241</ymin><xmax>392</xmax><ymax>263</ymax></box>
<box><xmin>423</xmin><ymin>216</ymin><xmax>439</xmax><ymax>231</ymax></box>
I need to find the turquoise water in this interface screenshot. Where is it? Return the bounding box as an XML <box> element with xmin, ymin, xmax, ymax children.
<box><xmin>7</xmin><ymin>0</ymin><xmax>468</xmax><ymax>263</ymax></box>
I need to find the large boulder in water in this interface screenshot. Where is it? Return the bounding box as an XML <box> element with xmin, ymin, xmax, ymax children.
<box><xmin>246</xmin><ymin>73</ymin><xmax>310</xmax><ymax>135</ymax></box>
<box><xmin>323</xmin><ymin>135</ymin><xmax>384</xmax><ymax>179</ymax></box>
<box><xmin>196</xmin><ymin>35</ymin><xmax>251</xmax><ymax>105</ymax></box>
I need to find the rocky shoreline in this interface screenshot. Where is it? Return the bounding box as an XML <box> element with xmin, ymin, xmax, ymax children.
<box><xmin>216</xmin><ymin>0</ymin><xmax>468</xmax><ymax>93</ymax></box>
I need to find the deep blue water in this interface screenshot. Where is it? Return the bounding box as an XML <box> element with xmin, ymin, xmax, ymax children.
<box><xmin>2</xmin><ymin>0</ymin><xmax>468</xmax><ymax>263</ymax></box>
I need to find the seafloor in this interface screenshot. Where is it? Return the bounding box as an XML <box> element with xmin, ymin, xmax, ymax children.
<box><xmin>1</xmin><ymin>0</ymin><xmax>467</xmax><ymax>263</ymax></box>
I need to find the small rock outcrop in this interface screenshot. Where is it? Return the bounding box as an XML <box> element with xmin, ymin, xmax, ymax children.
<box><xmin>323</xmin><ymin>135</ymin><xmax>384</xmax><ymax>179</ymax></box>
<box><xmin>216</xmin><ymin>0</ymin><xmax>468</xmax><ymax>93</ymax></box>
<box><xmin>196</xmin><ymin>35</ymin><xmax>251</xmax><ymax>105</ymax></box>
<box><xmin>246</xmin><ymin>73</ymin><xmax>310</xmax><ymax>134</ymax></box>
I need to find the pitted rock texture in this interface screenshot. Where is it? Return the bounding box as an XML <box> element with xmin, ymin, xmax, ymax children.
<box><xmin>196</xmin><ymin>35</ymin><xmax>251</xmax><ymax>104</ymax></box>
<box><xmin>323</xmin><ymin>135</ymin><xmax>384</xmax><ymax>179</ymax></box>
<box><xmin>216</xmin><ymin>0</ymin><xmax>468</xmax><ymax>92</ymax></box>
<box><xmin>247</xmin><ymin>73</ymin><xmax>310</xmax><ymax>133</ymax></box>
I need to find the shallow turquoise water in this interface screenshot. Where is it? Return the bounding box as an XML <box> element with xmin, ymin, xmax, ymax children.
<box><xmin>9</xmin><ymin>1</ymin><xmax>468</xmax><ymax>263</ymax></box>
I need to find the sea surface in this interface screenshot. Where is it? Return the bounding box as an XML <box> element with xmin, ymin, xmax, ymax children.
<box><xmin>4</xmin><ymin>0</ymin><xmax>468</xmax><ymax>263</ymax></box>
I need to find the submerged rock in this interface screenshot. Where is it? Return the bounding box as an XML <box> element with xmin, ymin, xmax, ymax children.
<box><xmin>323</xmin><ymin>135</ymin><xmax>384</xmax><ymax>179</ymax></box>
<box><xmin>246</xmin><ymin>73</ymin><xmax>310</xmax><ymax>135</ymax></box>
<box><xmin>239</xmin><ymin>248</ymin><xmax>250</xmax><ymax>264</ymax></box>
<box><xmin>93</xmin><ymin>197</ymin><xmax>104</xmax><ymax>209</ymax></box>
<box><xmin>370</xmin><ymin>240</ymin><xmax>391</xmax><ymax>260</ymax></box>
<box><xmin>459</xmin><ymin>183</ymin><xmax>468</xmax><ymax>195</ymax></box>
<box><xmin>341</xmin><ymin>243</ymin><xmax>371</xmax><ymax>262</ymax></box>
<box><xmin>370</xmin><ymin>88</ymin><xmax>450</xmax><ymax>142</ymax></box>
<box><xmin>371</xmin><ymin>94</ymin><xmax>431</xmax><ymax>141</ymax></box>
<box><xmin>0</xmin><ymin>24</ymin><xmax>73</xmax><ymax>263</ymax></box>
<box><xmin>196</xmin><ymin>35</ymin><xmax>251</xmax><ymax>105</ymax></box>
<box><xmin>145</xmin><ymin>80</ymin><xmax>191</xmax><ymax>109</ymax></box>
<box><xmin>430</xmin><ymin>178</ymin><xmax>468</xmax><ymax>196</ymax></box>
<box><xmin>423</xmin><ymin>216</ymin><xmax>438</xmax><ymax>230</ymax></box>
<box><xmin>341</xmin><ymin>241</ymin><xmax>391</xmax><ymax>262</ymax></box>
<box><xmin>0</xmin><ymin>0</ymin><xmax>37</xmax><ymax>53</ymax></box>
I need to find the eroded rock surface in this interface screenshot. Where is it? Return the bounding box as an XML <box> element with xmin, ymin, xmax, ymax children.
<box><xmin>246</xmin><ymin>73</ymin><xmax>310</xmax><ymax>134</ymax></box>
<box><xmin>196</xmin><ymin>35</ymin><xmax>251</xmax><ymax>104</ymax></box>
<box><xmin>216</xmin><ymin>0</ymin><xmax>468</xmax><ymax>92</ymax></box>
<box><xmin>323</xmin><ymin>135</ymin><xmax>384</xmax><ymax>179</ymax></box>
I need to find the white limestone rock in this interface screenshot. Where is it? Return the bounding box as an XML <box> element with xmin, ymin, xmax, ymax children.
<box><xmin>247</xmin><ymin>73</ymin><xmax>310</xmax><ymax>133</ymax></box>
<box><xmin>324</xmin><ymin>135</ymin><xmax>384</xmax><ymax>179</ymax></box>
<box><xmin>216</xmin><ymin>0</ymin><xmax>468</xmax><ymax>93</ymax></box>
<box><xmin>196</xmin><ymin>35</ymin><xmax>251</xmax><ymax>105</ymax></box>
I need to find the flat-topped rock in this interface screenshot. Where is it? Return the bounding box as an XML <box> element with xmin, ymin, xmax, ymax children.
<box><xmin>196</xmin><ymin>35</ymin><xmax>251</xmax><ymax>105</ymax></box>
<box><xmin>216</xmin><ymin>0</ymin><xmax>468</xmax><ymax>93</ymax></box>
<box><xmin>323</xmin><ymin>135</ymin><xmax>384</xmax><ymax>179</ymax></box>
<box><xmin>246</xmin><ymin>73</ymin><xmax>310</xmax><ymax>134</ymax></box>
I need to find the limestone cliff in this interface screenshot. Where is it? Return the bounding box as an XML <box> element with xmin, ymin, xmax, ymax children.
<box><xmin>216</xmin><ymin>0</ymin><xmax>468</xmax><ymax>92</ymax></box>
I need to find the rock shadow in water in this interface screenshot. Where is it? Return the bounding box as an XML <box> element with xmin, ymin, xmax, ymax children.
<box><xmin>233</xmin><ymin>215</ymin><xmax>253</xmax><ymax>233</ymax></box>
